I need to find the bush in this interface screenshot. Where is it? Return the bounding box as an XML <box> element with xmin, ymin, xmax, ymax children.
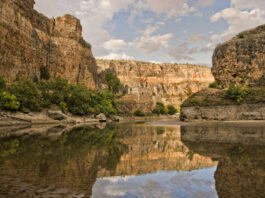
<box><xmin>153</xmin><ymin>102</ymin><xmax>166</xmax><ymax>115</ymax></box>
<box><xmin>134</xmin><ymin>109</ymin><xmax>145</xmax><ymax>117</ymax></box>
<box><xmin>225</xmin><ymin>85</ymin><xmax>251</xmax><ymax>103</ymax></box>
<box><xmin>0</xmin><ymin>92</ymin><xmax>20</xmax><ymax>111</ymax></box>
<box><xmin>237</xmin><ymin>33</ymin><xmax>244</xmax><ymax>39</ymax></box>
<box><xmin>167</xmin><ymin>105</ymin><xmax>177</xmax><ymax>115</ymax></box>
<box><xmin>209</xmin><ymin>81</ymin><xmax>217</xmax><ymax>88</ymax></box>
<box><xmin>9</xmin><ymin>78</ymin><xmax>42</xmax><ymax>111</ymax></box>
<box><xmin>105</xmin><ymin>73</ymin><xmax>121</xmax><ymax>94</ymax></box>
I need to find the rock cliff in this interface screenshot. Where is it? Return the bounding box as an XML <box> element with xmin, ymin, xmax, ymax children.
<box><xmin>0</xmin><ymin>0</ymin><xmax>97</xmax><ymax>88</ymax></box>
<box><xmin>97</xmin><ymin>60</ymin><xmax>214</xmax><ymax>113</ymax></box>
<box><xmin>212</xmin><ymin>24</ymin><xmax>265</xmax><ymax>88</ymax></box>
<box><xmin>181</xmin><ymin>24</ymin><xmax>265</xmax><ymax>121</ymax></box>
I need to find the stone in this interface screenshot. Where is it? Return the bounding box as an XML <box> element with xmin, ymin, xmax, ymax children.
<box><xmin>47</xmin><ymin>110</ymin><xmax>67</xmax><ymax>120</ymax></box>
<box><xmin>212</xmin><ymin>24</ymin><xmax>265</xmax><ymax>88</ymax></box>
<box><xmin>0</xmin><ymin>0</ymin><xmax>97</xmax><ymax>88</ymax></box>
<box><xmin>109</xmin><ymin>115</ymin><xmax>121</xmax><ymax>122</ymax></box>
<box><xmin>96</xmin><ymin>113</ymin><xmax>107</xmax><ymax>122</ymax></box>
<box><xmin>97</xmin><ymin>60</ymin><xmax>214</xmax><ymax>113</ymax></box>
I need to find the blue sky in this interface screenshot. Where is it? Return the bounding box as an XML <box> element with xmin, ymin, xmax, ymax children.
<box><xmin>35</xmin><ymin>0</ymin><xmax>265</xmax><ymax>66</ymax></box>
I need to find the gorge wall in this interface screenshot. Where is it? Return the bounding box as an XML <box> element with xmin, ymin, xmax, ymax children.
<box><xmin>212</xmin><ymin>24</ymin><xmax>265</xmax><ymax>88</ymax></box>
<box><xmin>97</xmin><ymin>60</ymin><xmax>214</xmax><ymax>113</ymax></box>
<box><xmin>0</xmin><ymin>0</ymin><xmax>97</xmax><ymax>88</ymax></box>
<box><xmin>181</xmin><ymin>24</ymin><xmax>265</xmax><ymax>121</ymax></box>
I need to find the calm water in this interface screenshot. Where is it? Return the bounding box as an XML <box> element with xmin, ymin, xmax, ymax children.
<box><xmin>0</xmin><ymin>122</ymin><xmax>264</xmax><ymax>198</ymax></box>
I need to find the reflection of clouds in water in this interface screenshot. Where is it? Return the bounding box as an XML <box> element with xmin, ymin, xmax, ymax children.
<box><xmin>92</xmin><ymin>166</ymin><xmax>218</xmax><ymax>198</ymax></box>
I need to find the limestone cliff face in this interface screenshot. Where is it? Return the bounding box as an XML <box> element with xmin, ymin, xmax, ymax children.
<box><xmin>212</xmin><ymin>24</ymin><xmax>265</xmax><ymax>88</ymax></box>
<box><xmin>0</xmin><ymin>0</ymin><xmax>97</xmax><ymax>88</ymax></box>
<box><xmin>97</xmin><ymin>60</ymin><xmax>214</xmax><ymax>112</ymax></box>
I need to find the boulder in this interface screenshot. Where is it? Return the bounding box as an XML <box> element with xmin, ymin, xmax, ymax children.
<box><xmin>47</xmin><ymin>110</ymin><xmax>67</xmax><ymax>120</ymax></box>
<box><xmin>96</xmin><ymin>113</ymin><xmax>107</xmax><ymax>122</ymax></box>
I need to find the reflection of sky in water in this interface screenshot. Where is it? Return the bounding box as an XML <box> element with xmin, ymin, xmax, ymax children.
<box><xmin>92</xmin><ymin>166</ymin><xmax>218</xmax><ymax>198</ymax></box>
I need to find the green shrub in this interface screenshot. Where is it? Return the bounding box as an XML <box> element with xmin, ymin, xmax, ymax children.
<box><xmin>9</xmin><ymin>78</ymin><xmax>42</xmax><ymax>111</ymax></box>
<box><xmin>152</xmin><ymin>102</ymin><xmax>166</xmax><ymax>114</ymax></box>
<box><xmin>225</xmin><ymin>85</ymin><xmax>251</xmax><ymax>103</ymax></box>
<box><xmin>156</xmin><ymin>128</ymin><xmax>164</xmax><ymax>135</ymax></box>
<box><xmin>167</xmin><ymin>105</ymin><xmax>177</xmax><ymax>115</ymax></box>
<box><xmin>237</xmin><ymin>33</ymin><xmax>244</xmax><ymax>39</ymax></box>
<box><xmin>0</xmin><ymin>92</ymin><xmax>20</xmax><ymax>111</ymax></box>
<box><xmin>105</xmin><ymin>73</ymin><xmax>121</xmax><ymax>94</ymax></box>
<box><xmin>134</xmin><ymin>109</ymin><xmax>145</xmax><ymax>117</ymax></box>
<box><xmin>209</xmin><ymin>81</ymin><xmax>217</xmax><ymax>88</ymax></box>
<box><xmin>0</xmin><ymin>76</ymin><xmax>6</xmax><ymax>91</ymax></box>
<box><xmin>40</xmin><ymin>66</ymin><xmax>50</xmax><ymax>80</ymax></box>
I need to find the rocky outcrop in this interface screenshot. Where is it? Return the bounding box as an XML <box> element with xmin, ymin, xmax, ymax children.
<box><xmin>181</xmin><ymin>24</ymin><xmax>265</xmax><ymax>121</ymax></box>
<box><xmin>0</xmin><ymin>0</ymin><xmax>97</xmax><ymax>88</ymax></box>
<box><xmin>181</xmin><ymin>103</ymin><xmax>265</xmax><ymax>121</ymax></box>
<box><xmin>212</xmin><ymin>24</ymin><xmax>265</xmax><ymax>88</ymax></box>
<box><xmin>97</xmin><ymin>60</ymin><xmax>214</xmax><ymax>113</ymax></box>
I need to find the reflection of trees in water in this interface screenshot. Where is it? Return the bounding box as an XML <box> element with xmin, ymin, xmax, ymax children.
<box><xmin>182</xmin><ymin>133</ymin><xmax>265</xmax><ymax>198</ymax></box>
<box><xmin>0</xmin><ymin>125</ymin><xmax>127</xmax><ymax>197</ymax></box>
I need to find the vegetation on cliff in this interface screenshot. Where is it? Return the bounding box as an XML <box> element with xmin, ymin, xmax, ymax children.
<box><xmin>0</xmin><ymin>76</ymin><xmax>119</xmax><ymax>116</ymax></box>
<box><xmin>182</xmin><ymin>86</ymin><xmax>265</xmax><ymax>107</ymax></box>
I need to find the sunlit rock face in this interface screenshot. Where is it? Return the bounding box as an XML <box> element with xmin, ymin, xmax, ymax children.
<box><xmin>0</xmin><ymin>0</ymin><xmax>97</xmax><ymax>88</ymax></box>
<box><xmin>212</xmin><ymin>24</ymin><xmax>265</xmax><ymax>88</ymax></box>
<box><xmin>97</xmin><ymin>60</ymin><xmax>214</xmax><ymax>113</ymax></box>
<box><xmin>182</xmin><ymin>124</ymin><xmax>265</xmax><ymax>198</ymax></box>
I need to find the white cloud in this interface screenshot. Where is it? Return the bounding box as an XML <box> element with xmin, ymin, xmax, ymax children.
<box><xmin>168</xmin><ymin>43</ymin><xmax>194</xmax><ymax>61</ymax></box>
<box><xmin>135</xmin><ymin>33</ymin><xmax>174</xmax><ymax>54</ymax></box>
<box><xmin>188</xmin><ymin>35</ymin><xmax>211</xmax><ymax>43</ymax></box>
<box><xmin>103</xmin><ymin>39</ymin><xmax>128</xmax><ymax>51</ymax></box>
<box><xmin>211</xmin><ymin>3</ymin><xmax>265</xmax><ymax>41</ymax></box>
<box><xmin>97</xmin><ymin>53</ymin><xmax>135</xmax><ymax>60</ymax></box>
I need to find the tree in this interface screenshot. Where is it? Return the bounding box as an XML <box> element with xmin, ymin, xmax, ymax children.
<box><xmin>105</xmin><ymin>73</ymin><xmax>121</xmax><ymax>94</ymax></box>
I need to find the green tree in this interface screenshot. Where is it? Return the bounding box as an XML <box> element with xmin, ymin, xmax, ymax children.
<box><xmin>0</xmin><ymin>76</ymin><xmax>6</xmax><ymax>91</ymax></box>
<box><xmin>105</xmin><ymin>73</ymin><xmax>121</xmax><ymax>94</ymax></box>
<box><xmin>0</xmin><ymin>92</ymin><xmax>20</xmax><ymax>111</ymax></box>
<box><xmin>225</xmin><ymin>85</ymin><xmax>251</xmax><ymax>103</ymax></box>
<box><xmin>40</xmin><ymin>66</ymin><xmax>50</xmax><ymax>80</ymax></box>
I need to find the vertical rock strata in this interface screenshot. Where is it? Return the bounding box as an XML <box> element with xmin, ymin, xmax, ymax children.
<box><xmin>0</xmin><ymin>0</ymin><xmax>97</xmax><ymax>88</ymax></box>
<box><xmin>97</xmin><ymin>60</ymin><xmax>214</xmax><ymax>112</ymax></box>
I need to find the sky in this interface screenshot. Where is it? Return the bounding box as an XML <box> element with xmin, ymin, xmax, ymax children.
<box><xmin>35</xmin><ymin>0</ymin><xmax>265</xmax><ymax>66</ymax></box>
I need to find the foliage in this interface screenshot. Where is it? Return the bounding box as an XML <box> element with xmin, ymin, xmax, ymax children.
<box><xmin>0</xmin><ymin>92</ymin><xmax>20</xmax><ymax>111</ymax></box>
<box><xmin>105</xmin><ymin>73</ymin><xmax>122</xmax><ymax>94</ymax></box>
<box><xmin>40</xmin><ymin>66</ymin><xmax>50</xmax><ymax>80</ymax></box>
<box><xmin>209</xmin><ymin>81</ymin><xmax>217</xmax><ymax>88</ymax></box>
<box><xmin>134</xmin><ymin>109</ymin><xmax>145</xmax><ymax>117</ymax></box>
<box><xmin>156</xmin><ymin>127</ymin><xmax>164</xmax><ymax>135</ymax></box>
<box><xmin>167</xmin><ymin>105</ymin><xmax>178</xmax><ymax>115</ymax></box>
<box><xmin>0</xmin><ymin>76</ymin><xmax>118</xmax><ymax>115</ymax></box>
<box><xmin>225</xmin><ymin>85</ymin><xmax>251</xmax><ymax>103</ymax></box>
<box><xmin>152</xmin><ymin>102</ymin><xmax>167</xmax><ymax>115</ymax></box>
<box><xmin>0</xmin><ymin>76</ymin><xmax>6</xmax><ymax>91</ymax></box>
<box><xmin>237</xmin><ymin>33</ymin><xmax>244</xmax><ymax>39</ymax></box>
<box><xmin>8</xmin><ymin>78</ymin><xmax>42</xmax><ymax>111</ymax></box>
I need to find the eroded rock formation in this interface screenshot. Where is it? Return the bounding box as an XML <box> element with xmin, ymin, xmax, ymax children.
<box><xmin>97</xmin><ymin>60</ymin><xmax>214</xmax><ymax>112</ymax></box>
<box><xmin>0</xmin><ymin>0</ymin><xmax>97</xmax><ymax>88</ymax></box>
<box><xmin>212</xmin><ymin>24</ymin><xmax>265</xmax><ymax>88</ymax></box>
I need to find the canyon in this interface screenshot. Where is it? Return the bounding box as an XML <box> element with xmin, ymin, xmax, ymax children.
<box><xmin>97</xmin><ymin>60</ymin><xmax>214</xmax><ymax>112</ymax></box>
<box><xmin>0</xmin><ymin>0</ymin><xmax>214</xmax><ymax>114</ymax></box>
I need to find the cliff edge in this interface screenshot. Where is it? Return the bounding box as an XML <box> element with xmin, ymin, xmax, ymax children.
<box><xmin>0</xmin><ymin>0</ymin><xmax>97</xmax><ymax>88</ymax></box>
<box><xmin>181</xmin><ymin>24</ymin><xmax>265</xmax><ymax>121</ymax></box>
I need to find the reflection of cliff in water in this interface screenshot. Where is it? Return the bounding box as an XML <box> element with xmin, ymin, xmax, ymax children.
<box><xmin>0</xmin><ymin>124</ymin><xmax>216</xmax><ymax>197</ymax></box>
<box><xmin>181</xmin><ymin>123</ymin><xmax>265</xmax><ymax>198</ymax></box>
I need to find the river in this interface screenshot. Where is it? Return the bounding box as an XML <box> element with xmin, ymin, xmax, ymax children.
<box><xmin>0</xmin><ymin>121</ymin><xmax>264</xmax><ymax>198</ymax></box>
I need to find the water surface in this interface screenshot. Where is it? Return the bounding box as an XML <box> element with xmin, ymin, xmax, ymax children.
<box><xmin>0</xmin><ymin>122</ymin><xmax>264</xmax><ymax>198</ymax></box>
